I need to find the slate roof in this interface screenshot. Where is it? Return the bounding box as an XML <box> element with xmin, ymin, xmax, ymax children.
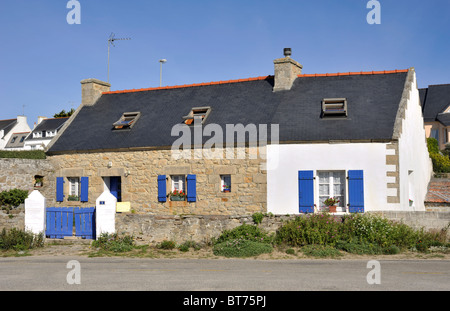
<box><xmin>26</xmin><ymin>117</ymin><xmax>68</xmax><ymax>141</ymax></box>
<box><xmin>48</xmin><ymin>70</ymin><xmax>409</xmax><ymax>154</ymax></box>
<box><xmin>420</xmin><ymin>84</ymin><xmax>450</xmax><ymax>123</ymax></box>
<box><xmin>0</xmin><ymin>119</ymin><xmax>17</xmax><ymax>137</ymax></box>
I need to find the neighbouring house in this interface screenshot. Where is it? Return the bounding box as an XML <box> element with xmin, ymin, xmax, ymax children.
<box><xmin>0</xmin><ymin>116</ymin><xmax>31</xmax><ymax>150</ymax></box>
<box><xmin>23</xmin><ymin>117</ymin><xmax>69</xmax><ymax>150</ymax></box>
<box><xmin>420</xmin><ymin>84</ymin><xmax>450</xmax><ymax>150</ymax></box>
<box><xmin>46</xmin><ymin>49</ymin><xmax>432</xmax><ymax>215</ymax></box>
<box><xmin>4</xmin><ymin>132</ymin><xmax>31</xmax><ymax>150</ymax></box>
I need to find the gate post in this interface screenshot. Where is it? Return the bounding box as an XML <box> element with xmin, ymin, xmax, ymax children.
<box><xmin>95</xmin><ymin>191</ymin><xmax>117</xmax><ymax>239</ymax></box>
<box><xmin>24</xmin><ymin>190</ymin><xmax>46</xmax><ymax>236</ymax></box>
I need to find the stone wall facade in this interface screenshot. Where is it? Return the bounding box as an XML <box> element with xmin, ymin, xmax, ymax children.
<box><xmin>0</xmin><ymin>158</ymin><xmax>55</xmax><ymax>199</ymax></box>
<box><xmin>0</xmin><ymin>208</ymin><xmax>24</xmax><ymax>231</ymax></box>
<box><xmin>49</xmin><ymin>147</ymin><xmax>267</xmax><ymax>215</ymax></box>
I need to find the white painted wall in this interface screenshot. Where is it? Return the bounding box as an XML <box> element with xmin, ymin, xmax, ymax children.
<box><xmin>0</xmin><ymin>116</ymin><xmax>31</xmax><ymax>150</ymax></box>
<box><xmin>266</xmin><ymin>143</ymin><xmax>391</xmax><ymax>214</ymax></box>
<box><xmin>396</xmin><ymin>72</ymin><xmax>432</xmax><ymax>211</ymax></box>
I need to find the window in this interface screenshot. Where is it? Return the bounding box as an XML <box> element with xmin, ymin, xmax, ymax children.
<box><xmin>318</xmin><ymin>171</ymin><xmax>345</xmax><ymax>211</ymax></box>
<box><xmin>183</xmin><ymin>107</ymin><xmax>211</xmax><ymax>125</ymax></box>
<box><xmin>11</xmin><ymin>136</ymin><xmax>17</xmax><ymax>143</ymax></box>
<box><xmin>321</xmin><ymin>98</ymin><xmax>347</xmax><ymax>118</ymax></box>
<box><xmin>171</xmin><ymin>175</ymin><xmax>185</xmax><ymax>192</ymax></box>
<box><xmin>431</xmin><ymin>129</ymin><xmax>439</xmax><ymax>142</ymax></box>
<box><xmin>19</xmin><ymin>136</ymin><xmax>26</xmax><ymax>143</ymax></box>
<box><xmin>221</xmin><ymin>175</ymin><xmax>231</xmax><ymax>192</ymax></box>
<box><xmin>113</xmin><ymin>112</ymin><xmax>141</xmax><ymax>130</ymax></box>
<box><xmin>68</xmin><ymin>177</ymin><xmax>80</xmax><ymax>201</ymax></box>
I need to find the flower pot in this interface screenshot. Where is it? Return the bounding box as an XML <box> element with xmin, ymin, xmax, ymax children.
<box><xmin>223</xmin><ymin>189</ymin><xmax>230</xmax><ymax>193</ymax></box>
<box><xmin>328</xmin><ymin>205</ymin><xmax>337</xmax><ymax>213</ymax></box>
<box><xmin>171</xmin><ymin>196</ymin><xmax>185</xmax><ymax>201</ymax></box>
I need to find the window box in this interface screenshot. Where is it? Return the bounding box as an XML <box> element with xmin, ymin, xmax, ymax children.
<box><xmin>170</xmin><ymin>195</ymin><xmax>185</xmax><ymax>201</ymax></box>
<box><xmin>68</xmin><ymin>195</ymin><xmax>80</xmax><ymax>201</ymax></box>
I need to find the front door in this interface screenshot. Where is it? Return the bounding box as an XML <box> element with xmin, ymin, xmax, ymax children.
<box><xmin>109</xmin><ymin>176</ymin><xmax>122</xmax><ymax>202</ymax></box>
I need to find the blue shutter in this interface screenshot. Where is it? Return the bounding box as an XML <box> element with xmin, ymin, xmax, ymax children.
<box><xmin>348</xmin><ymin>170</ymin><xmax>364</xmax><ymax>213</ymax></box>
<box><xmin>158</xmin><ymin>175</ymin><xmax>166</xmax><ymax>202</ymax></box>
<box><xmin>80</xmin><ymin>177</ymin><xmax>89</xmax><ymax>202</ymax></box>
<box><xmin>298</xmin><ymin>171</ymin><xmax>314</xmax><ymax>213</ymax></box>
<box><xmin>186</xmin><ymin>174</ymin><xmax>196</xmax><ymax>202</ymax></box>
<box><xmin>56</xmin><ymin>177</ymin><xmax>65</xmax><ymax>202</ymax></box>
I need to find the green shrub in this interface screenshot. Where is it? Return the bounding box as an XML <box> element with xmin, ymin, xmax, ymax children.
<box><xmin>0</xmin><ymin>228</ymin><xmax>44</xmax><ymax>251</ymax></box>
<box><xmin>178</xmin><ymin>240</ymin><xmax>202</xmax><ymax>251</ymax></box>
<box><xmin>427</xmin><ymin>137</ymin><xmax>450</xmax><ymax>173</ymax></box>
<box><xmin>213</xmin><ymin>238</ymin><xmax>273</xmax><ymax>258</ymax></box>
<box><xmin>0</xmin><ymin>150</ymin><xmax>46</xmax><ymax>159</ymax></box>
<box><xmin>427</xmin><ymin>137</ymin><xmax>440</xmax><ymax>154</ymax></box>
<box><xmin>334</xmin><ymin>240</ymin><xmax>383</xmax><ymax>255</ymax></box>
<box><xmin>252</xmin><ymin>212</ymin><xmax>265</xmax><ymax>225</ymax></box>
<box><xmin>285</xmin><ymin>248</ymin><xmax>295</xmax><ymax>255</ymax></box>
<box><xmin>92</xmin><ymin>233</ymin><xmax>135</xmax><ymax>252</ymax></box>
<box><xmin>301</xmin><ymin>244</ymin><xmax>343</xmax><ymax>258</ymax></box>
<box><xmin>214</xmin><ymin>224</ymin><xmax>273</xmax><ymax>245</ymax></box>
<box><xmin>156</xmin><ymin>240</ymin><xmax>176</xmax><ymax>250</ymax></box>
<box><xmin>275</xmin><ymin>214</ymin><xmax>342</xmax><ymax>246</ymax></box>
<box><xmin>0</xmin><ymin>189</ymin><xmax>28</xmax><ymax>208</ymax></box>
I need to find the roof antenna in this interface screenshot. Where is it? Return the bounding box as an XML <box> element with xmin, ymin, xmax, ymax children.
<box><xmin>107</xmin><ymin>33</ymin><xmax>131</xmax><ymax>83</ymax></box>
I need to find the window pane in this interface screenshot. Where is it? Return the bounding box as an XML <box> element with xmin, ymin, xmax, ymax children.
<box><xmin>333</xmin><ymin>172</ymin><xmax>344</xmax><ymax>184</ymax></box>
<box><xmin>319</xmin><ymin>196</ymin><xmax>328</xmax><ymax>207</ymax></box>
<box><xmin>319</xmin><ymin>184</ymin><xmax>329</xmax><ymax>196</ymax></box>
<box><xmin>318</xmin><ymin>172</ymin><xmax>329</xmax><ymax>184</ymax></box>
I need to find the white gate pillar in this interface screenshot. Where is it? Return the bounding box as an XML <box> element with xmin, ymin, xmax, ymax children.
<box><xmin>95</xmin><ymin>191</ymin><xmax>117</xmax><ymax>238</ymax></box>
<box><xmin>24</xmin><ymin>190</ymin><xmax>46</xmax><ymax>235</ymax></box>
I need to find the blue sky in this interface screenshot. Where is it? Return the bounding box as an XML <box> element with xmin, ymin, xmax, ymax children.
<box><xmin>0</xmin><ymin>0</ymin><xmax>449</xmax><ymax>127</ymax></box>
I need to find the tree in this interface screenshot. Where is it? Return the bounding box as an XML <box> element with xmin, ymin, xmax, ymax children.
<box><xmin>53</xmin><ymin>108</ymin><xmax>75</xmax><ymax>118</ymax></box>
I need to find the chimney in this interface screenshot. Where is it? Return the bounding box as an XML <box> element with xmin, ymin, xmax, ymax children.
<box><xmin>273</xmin><ymin>48</ymin><xmax>303</xmax><ymax>92</ymax></box>
<box><xmin>80</xmin><ymin>78</ymin><xmax>111</xmax><ymax>106</ymax></box>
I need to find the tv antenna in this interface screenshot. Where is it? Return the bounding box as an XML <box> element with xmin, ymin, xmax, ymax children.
<box><xmin>107</xmin><ymin>33</ymin><xmax>131</xmax><ymax>83</ymax></box>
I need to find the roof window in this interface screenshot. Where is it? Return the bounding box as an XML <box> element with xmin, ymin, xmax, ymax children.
<box><xmin>321</xmin><ymin>98</ymin><xmax>347</xmax><ymax>118</ymax></box>
<box><xmin>183</xmin><ymin>107</ymin><xmax>211</xmax><ymax>125</ymax></box>
<box><xmin>113</xmin><ymin>112</ymin><xmax>141</xmax><ymax>130</ymax></box>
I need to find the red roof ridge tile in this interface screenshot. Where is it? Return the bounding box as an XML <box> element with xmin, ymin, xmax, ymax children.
<box><xmin>102</xmin><ymin>75</ymin><xmax>274</xmax><ymax>95</ymax></box>
<box><xmin>298</xmin><ymin>69</ymin><xmax>409</xmax><ymax>78</ymax></box>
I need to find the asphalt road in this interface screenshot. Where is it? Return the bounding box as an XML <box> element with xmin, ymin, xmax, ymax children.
<box><xmin>1</xmin><ymin>257</ymin><xmax>449</xmax><ymax>292</ymax></box>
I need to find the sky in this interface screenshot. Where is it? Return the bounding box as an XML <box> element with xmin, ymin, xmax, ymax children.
<box><xmin>0</xmin><ymin>0</ymin><xmax>449</xmax><ymax>127</ymax></box>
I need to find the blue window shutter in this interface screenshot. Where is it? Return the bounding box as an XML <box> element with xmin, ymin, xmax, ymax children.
<box><xmin>298</xmin><ymin>171</ymin><xmax>314</xmax><ymax>213</ymax></box>
<box><xmin>348</xmin><ymin>170</ymin><xmax>364</xmax><ymax>213</ymax></box>
<box><xmin>56</xmin><ymin>177</ymin><xmax>65</xmax><ymax>202</ymax></box>
<box><xmin>80</xmin><ymin>177</ymin><xmax>89</xmax><ymax>202</ymax></box>
<box><xmin>158</xmin><ymin>175</ymin><xmax>166</xmax><ymax>202</ymax></box>
<box><xmin>187</xmin><ymin>174</ymin><xmax>196</xmax><ymax>202</ymax></box>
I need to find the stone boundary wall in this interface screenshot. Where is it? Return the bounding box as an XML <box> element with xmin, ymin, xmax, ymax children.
<box><xmin>0</xmin><ymin>158</ymin><xmax>55</xmax><ymax>200</ymax></box>
<box><xmin>116</xmin><ymin>212</ymin><xmax>450</xmax><ymax>245</ymax></box>
<box><xmin>0</xmin><ymin>209</ymin><xmax>24</xmax><ymax>232</ymax></box>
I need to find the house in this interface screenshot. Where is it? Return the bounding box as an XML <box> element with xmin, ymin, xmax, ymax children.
<box><xmin>4</xmin><ymin>131</ymin><xmax>31</xmax><ymax>150</ymax></box>
<box><xmin>420</xmin><ymin>84</ymin><xmax>450</xmax><ymax>149</ymax></box>
<box><xmin>24</xmin><ymin>117</ymin><xmax>69</xmax><ymax>150</ymax></box>
<box><xmin>46</xmin><ymin>49</ymin><xmax>432</xmax><ymax>214</ymax></box>
<box><xmin>0</xmin><ymin>116</ymin><xmax>31</xmax><ymax>150</ymax></box>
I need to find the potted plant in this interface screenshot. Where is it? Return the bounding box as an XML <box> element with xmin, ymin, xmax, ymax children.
<box><xmin>168</xmin><ymin>189</ymin><xmax>186</xmax><ymax>201</ymax></box>
<box><xmin>68</xmin><ymin>195</ymin><xmax>79</xmax><ymax>201</ymax></box>
<box><xmin>34</xmin><ymin>177</ymin><xmax>43</xmax><ymax>188</ymax></box>
<box><xmin>324</xmin><ymin>197</ymin><xmax>340</xmax><ymax>213</ymax></box>
<box><xmin>222</xmin><ymin>185</ymin><xmax>231</xmax><ymax>192</ymax></box>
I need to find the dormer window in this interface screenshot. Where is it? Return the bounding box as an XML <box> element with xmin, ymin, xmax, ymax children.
<box><xmin>183</xmin><ymin>107</ymin><xmax>211</xmax><ymax>125</ymax></box>
<box><xmin>113</xmin><ymin>112</ymin><xmax>141</xmax><ymax>130</ymax></box>
<box><xmin>321</xmin><ymin>98</ymin><xmax>347</xmax><ymax>118</ymax></box>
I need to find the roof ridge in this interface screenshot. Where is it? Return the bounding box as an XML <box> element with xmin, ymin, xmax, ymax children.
<box><xmin>102</xmin><ymin>75</ymin><xmax>273</xmax><ymax>95</ymax></box>
<box><xmin>298</xmin><ymin>69</ymin><xmax>409</xmax><ymax>78</ymax></box>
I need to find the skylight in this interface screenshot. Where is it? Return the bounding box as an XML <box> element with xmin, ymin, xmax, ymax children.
<box><xmin>321</xmin><ymin>98</ymin><xmax>347</xmax><ymax>118</ymax></box>
<box><xmin>183</xmin><ymin>107</ymin><xmax>211</xmax><ymax>125</ymax></box>
<box><xmin>113</xmin><ymin>112</ymin><xmax>141</xmax><ymax>130</ymax></box>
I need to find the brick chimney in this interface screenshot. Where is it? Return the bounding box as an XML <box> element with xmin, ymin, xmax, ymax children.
<box><xmin>273</xmin><ymin>48</ymin><xmax>303</xmax><ymax>92</ymax></box>
<box><xmin>81</xmin><ymin>78</ymin><xmax>111</xmax><ymax>106</ymax></box>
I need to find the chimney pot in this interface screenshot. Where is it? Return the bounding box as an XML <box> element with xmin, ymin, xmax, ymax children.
<box><xmin>284</xmin><ymin>48</ymin><xmax>292</xmax><ymax>57</ymax></box>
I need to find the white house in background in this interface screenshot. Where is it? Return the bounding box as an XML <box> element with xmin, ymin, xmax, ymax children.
<box><xmin>4</xmin><ymin>131</ymin><xmax>31</xmax><ymax>150</ymax></box>
<box><xmin>24</xmin><ymin>117</ymin><xmax>69</xmax><ymax>150</ymax></box>
<box><xmin>0</xmin><ymin>116</ymin><xmax>31</xmax><ymax>150</ymax></box>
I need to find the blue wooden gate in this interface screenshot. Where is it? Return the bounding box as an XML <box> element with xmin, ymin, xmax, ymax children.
<box><xmin>74</xmin><ymin>207</ymin><xmax>96</xmax><ymax>239</ymax></box>
<box><xmin>46</xmin><ymin>207</ymin><xmax>96</xmax><ymax>239</ymax></box>
<box><xmin>46</xmin><ymin>207</ymin><xmax>73</xmax><ymax>238</ymax></box>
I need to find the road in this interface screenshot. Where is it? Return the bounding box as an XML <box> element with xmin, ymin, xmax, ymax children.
<box><xmin>1</xmin><ymin>257</ymin><xmax>449</xmax><ymax>292</ymax></box>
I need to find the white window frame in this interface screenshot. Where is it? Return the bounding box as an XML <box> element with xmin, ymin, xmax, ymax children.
<box><xmin>68</xmin><ymin>177</ymin><xmax>80</xmax><ymax>199</ymax></box>
<box><xmin>317</xmin><ymin>171</ymin><xmax>346</xmax><ymax>212</ymax></box>
<box><xmin>171</xmin><ymin>175</ymin><xmax>185</xmax><ymax>192</ymax></box>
